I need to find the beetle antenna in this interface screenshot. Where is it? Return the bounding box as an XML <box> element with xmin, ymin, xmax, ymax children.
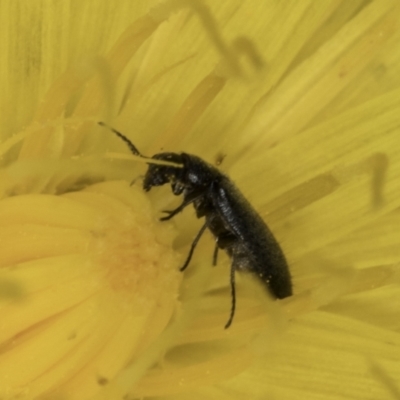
<box><xmin>98</xmin><ymin>122</ymin><xmax>145</xmax><ymax>158</ymax></box>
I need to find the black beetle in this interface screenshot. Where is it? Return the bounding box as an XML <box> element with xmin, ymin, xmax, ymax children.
<box><xmin>100</xmin><ymin>122</ymin><xmax>292</xmax><ymax>328</ymax></box>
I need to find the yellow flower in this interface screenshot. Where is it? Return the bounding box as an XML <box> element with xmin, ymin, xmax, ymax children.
<box><xmin>1</xmin><ymin>1</ymin><xmax>400</xmax><ymax>399</ymax></box>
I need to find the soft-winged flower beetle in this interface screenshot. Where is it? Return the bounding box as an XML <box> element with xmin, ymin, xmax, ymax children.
<box><xmin>100</xmin><ymin>122</ymin><xmax>292</xmax><ymax>328</ymax></box>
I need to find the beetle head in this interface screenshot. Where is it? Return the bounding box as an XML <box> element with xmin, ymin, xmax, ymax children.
<box><xmin>143</xmin><ymin>153</ymin><xmax>185</xmax><ymax>192</ymax></box>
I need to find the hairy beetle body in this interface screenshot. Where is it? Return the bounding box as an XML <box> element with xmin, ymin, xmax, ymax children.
<box><xmin>101</xmin><ymin>123</ymin><xmax>292</xmax><ymax>328</ymax></box>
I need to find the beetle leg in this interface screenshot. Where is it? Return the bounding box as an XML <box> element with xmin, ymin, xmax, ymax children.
<box><xmin>160</xmin><ymin>191</ymin><xmax>204</xmax><ymax>221</ymax></box>
<box><xmin>160</xmin><ymin>209</ymin><xmax>179</xmax><ymax>220</ymax></box>
<box><xmin>212</xmin><ymin>232</ymin><xmax>235</xmax><ymax>266</ymax></box>
<box><xmin>180</xmin><ymin>222</ymin><xmax>208</xmax><ymax>271</ymax></box>
<box><xmin>212</xmin><ymin>243</ymin><xmax>219</xmax><ymax>266</ymax></box>
<box><xmin>224</xmin><ymin>261</ymin><xmax>236</xmax><ymax>329</ymax></box>
<box><xmin>160</xmin><ymin>207</ymin><xmax>187</xmax><ymax>220</ymax></box>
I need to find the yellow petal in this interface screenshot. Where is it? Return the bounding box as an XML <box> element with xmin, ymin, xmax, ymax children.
<box><xmin>0</xmin><ymin>181</ymin><xmax>180</xmax><ymax>399</ymax></box>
